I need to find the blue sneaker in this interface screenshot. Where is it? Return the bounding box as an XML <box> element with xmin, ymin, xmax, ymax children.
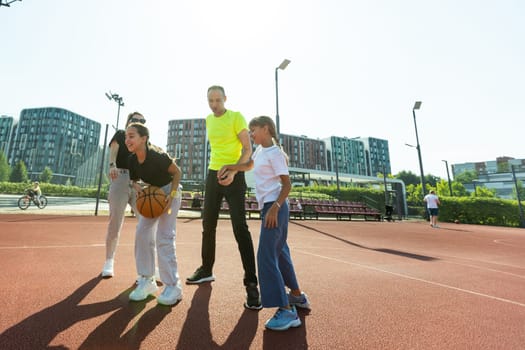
<box><xmin>265</xmin><ymin>306</ymin><xmax>301</xmax><ymax>331</ymax></box>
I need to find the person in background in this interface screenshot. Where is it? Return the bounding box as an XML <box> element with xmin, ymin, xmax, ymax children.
<box><xmin>220</xmin><ymin>116</ymin><xmax>310</xmax><ymax>331</ymax></box>
<box><xmin>126</xmin><ymin>123</ymin><xmax>183</xmax><ymax>306</ymax></box>
<box><xmin>101</xmin><ymin>112</ymin><xmax>146</xmax><ymax>278</ymax></box>
<box><xmin>424</xmin><ymin>190</ymin><xmax>441</xmax><ymax>228</ymax></box>
<box><xmin>186</xmin><ymin>85</ymin><xmax>261</xmax><ymax>310</ymax></box>
<box><xmin>31</xmin><ymin>181</ymin><xmax>42</xmax><ymax>205</ymax></box>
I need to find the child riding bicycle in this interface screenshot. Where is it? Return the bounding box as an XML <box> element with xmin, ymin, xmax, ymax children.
<box><xmin>27</xmin><ymin>181</ymin><xmax>42</xmax><ymax>206</ymax></box>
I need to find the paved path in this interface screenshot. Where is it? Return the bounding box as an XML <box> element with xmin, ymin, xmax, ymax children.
<box><xmin>0</xmin><ymin>214</ymin><xmax>524</xmax><ymax>349</ymax></box>
<box><xmin>0</xmin><ymin>194</ymin><xmax>110</xmax><ymax>214</ymax></box>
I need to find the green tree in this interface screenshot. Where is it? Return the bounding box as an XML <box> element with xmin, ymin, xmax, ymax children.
<box><xmin>395</xmin><ymin>170</ymin><xmax>420</xmax><ymax>186</ymax></box>
<box><xmin>39</xmin><ymin>166</ymin><xmax>53</xmax><ymax>183</ymax></box>
<box><xmin>0</xmin><ymin>150</ymin><xmax>9</xmax><ymax>182</ymax></box>
<box><xmin>406</xmin><ymin>183</ymin><xmax>424</xmax><ymax>206</ymax></box>
<box><xmin>472</xmin><ymin>185</ymin><xmax>496</xmax><ymax>198</ymax></box>
<box><xmin>497</xmin><ymin>162</ymin><xmax>510</xmax><ymax>173</ymax></box>
<box><xmin>436</xmin><ymin>179</ymin><xmax>452</xmax><ymax>197</ymax></box>
<box><xmin>454</xmin><ymin>170</ymin><xmax>478</xmax><ymax>184</ymax></box>
<box><xmin>512</xmin><ymin>180</ymin><xmax>525</xmax><ymax>200</ymax></box>
<box><xmin>451</xmin><ymin>181</ymin><xmax>469</xmax><ymax>197</ymax></box>
<box><xmin>10</xmin><ymin>160</ymin><xmax>29</xmax><ymax>183</ymax></box>
<box><xmin>425</xmin><ymin>174</ymin><xmax>440</xmax><ymax>188</ymax></box>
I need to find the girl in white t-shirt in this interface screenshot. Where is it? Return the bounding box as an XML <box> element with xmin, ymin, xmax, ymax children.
<box><xmin>219</xmin><ymin>116</ymin><xmax>310</xmax><ymax>331</ymax></box>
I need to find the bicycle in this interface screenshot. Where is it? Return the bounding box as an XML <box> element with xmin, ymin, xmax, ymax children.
<box><xmin>18</xmin><ymin>190</ymin><xmax>48</xmax><ymax>210</ymax></box>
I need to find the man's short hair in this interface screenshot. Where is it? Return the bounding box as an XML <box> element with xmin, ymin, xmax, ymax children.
<box><xmin>207</xmin><ymin>85</ymin><xmax>225</xmax><ymax>96</ymax></box>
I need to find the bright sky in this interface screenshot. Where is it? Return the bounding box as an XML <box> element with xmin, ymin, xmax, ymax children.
<box><xmin>1</xmin><ymin>0</ymin><xmax>524</xmax><ymax>179</ymax></box>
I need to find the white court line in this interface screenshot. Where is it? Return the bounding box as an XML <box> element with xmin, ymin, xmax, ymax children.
<box><xmin>0</xmin><ymin>243</ymin><xmax>112</xmax><ymax>249</ymax></box>
<box><xmin>296</xmin><ymin>249</ymin><xmax>525</xmax><ymax>308</ymax></box>
<box><xmin>435</xmin><ymin>252</ymin><xmax>525</xmax><ymax>270</ymax></box>
<box><xmin>443</xmin><ymin>260</ymin><xmax>525</xmax><ymax>279</ymax></box>
<box><xmin>0</xmin><ymin>241</ymin><xmax>200</xmax><ymax>250</ymax></box>
<box><xmin>493</xmin><ymin>239</ymin><xmax>525</xmax><ymax>248</ymax></box>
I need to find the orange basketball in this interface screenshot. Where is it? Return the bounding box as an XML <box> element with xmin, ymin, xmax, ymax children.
<box><xmin>136</xmin><ymin>186</ymin><xmax>168</xmax><ymax>218</ymax></box>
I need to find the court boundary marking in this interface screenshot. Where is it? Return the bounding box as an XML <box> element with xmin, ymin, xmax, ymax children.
<box><xmin>296</xmin><ymin>249</ymin><xmax>525</xmax><ymax>308</ymax></box>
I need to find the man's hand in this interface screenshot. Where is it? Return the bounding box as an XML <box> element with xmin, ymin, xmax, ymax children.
<box><xmin>218</xmin><ymin>170</ymin><xmax>234</xmax><ymax>186</ymax></box>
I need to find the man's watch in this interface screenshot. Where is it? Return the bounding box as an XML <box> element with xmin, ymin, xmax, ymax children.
<box><xmin>109</xmin><ymin>162</ymin><xmax>116</xmax><ymax>168</ymax></box>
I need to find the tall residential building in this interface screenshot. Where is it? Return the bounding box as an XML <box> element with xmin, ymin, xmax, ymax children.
<box><xmin>164</xmin><ymin>117</ymin><xmax>405</xmax><ymax>211</ymax></box>
<box><xmin>279</xmin><ymin>133</ymin><xmax>327</xmax><ymax>171</ymax></box>
<box><xmin>357</xmin><ymin>137</ymin><xmax>391</xmax><ymax>176</ymax></box>
<box><xmin>9</xmin><ymin>107</ymin><xmax>101</xmax><ymax>185</ymax></box>
<box><xmin>0</xmin><ymin>115</ymin><xmax>14</xmax><ymax>157</ymax></box>
<box><xmin>324</xmin><ymin>136</ymin><xmax>367</xmax><ymax>175</ymax></box>
<box><xmin>165</xmin><ymin>117</ymin><xmax>394</xmax><ymax>185</ymax></box>
<box><xmin>166</xmin><ymin>118</ymin><xmax>208</xmax><ymax>186</ymax></box>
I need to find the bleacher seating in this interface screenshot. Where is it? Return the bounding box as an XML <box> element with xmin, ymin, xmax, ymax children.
<box><xmin>178</xmin><ymin>192</ymin><xmax>382</xmax><ymax>221</ymax></box>
<box><xmin>297</xmin><ymin>198</ymin><xmax>381</xmax><ymax>221</ymax></box>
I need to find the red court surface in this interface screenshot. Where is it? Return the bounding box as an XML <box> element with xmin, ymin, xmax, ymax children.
<box><xmin>0</xmin><ymin>214</ymin><xmax>524</xmax><ymax>349</ymax></box>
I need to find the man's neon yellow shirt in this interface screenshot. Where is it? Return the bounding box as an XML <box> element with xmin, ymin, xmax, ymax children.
<box><xmin>206</xmin><ymin>110</ymin><xmax>248</xmax><ymax>171</ymax></box>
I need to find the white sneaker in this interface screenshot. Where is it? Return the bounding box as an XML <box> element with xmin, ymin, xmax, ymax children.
<box><xmin>157</xmin><ymin>284</ymin><xmax>183</xmax><ymax>306</ymax></box>
<box><xmin>129</xmin><ymin>276</ymin><xmax>158</xmax><ymax>301</ymax></box>
<box><xmin>288</xmin><ymin>291</ymin><xmax>311</xmax><ymax>309</ymax></box>
<box><xmin>101</xmin><ymin>259</ymin><xmax>114</xmax><ymax>277</ymax></box>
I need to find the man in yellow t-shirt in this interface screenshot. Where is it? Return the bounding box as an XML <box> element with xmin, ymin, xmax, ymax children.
<box><xmin>186</xmin><ymin>85</ymin><xmax>261</xmax><ymax>310</ymax></box>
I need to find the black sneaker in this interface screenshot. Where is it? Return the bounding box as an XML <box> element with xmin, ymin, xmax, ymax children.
<box><xmin>186</xmin><ymin>267</ymin><xmax>215</xmax><ymax>284</ymax></box>
<box><xmin>244</xmin><ymin>282</ymin><xmax>262</xmax><ymax>310</ymax></box>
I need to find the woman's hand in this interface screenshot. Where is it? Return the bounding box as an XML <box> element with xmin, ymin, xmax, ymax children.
<box><xmin>109</xmin><ymin>166</ymin><xmax>118</xmax><ymax>180</ymax></box>
<box><xmin>163</xmin><ymin>195</ymin><xmax>174</xmax><ymax>215</ymax></box>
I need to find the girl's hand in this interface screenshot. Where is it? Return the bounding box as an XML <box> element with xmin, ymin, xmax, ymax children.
<box><xmin>264</xmin><ymin>204</ymin><xmax>279</xmax><ymax>228</ymax></box>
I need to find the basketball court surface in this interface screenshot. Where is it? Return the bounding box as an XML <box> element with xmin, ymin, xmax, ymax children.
<box><xmin>0</xmin><ymin>213</ymin><xmax>524</xmax><ymax>349</ymax></box>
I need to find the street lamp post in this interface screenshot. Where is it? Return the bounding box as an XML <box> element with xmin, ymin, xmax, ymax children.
<box><xmin>334</xmin><ymin>151</ymin><xmax>341</xmax><ymax>198</ymax></box>
<box><xmin>275</xmin><ymin>59</ymin><xmax>291</xmax><ymax>136</ymax></box>
<box><xmin>472</xmin><ymin>180</ymin><xmax>479</xmax><ymax>196</ymax></box>
<box><xmin>0</xmin><ymin>0</ymin><xmax>22</xmax><ymax>7</ymax></box>
<box><xmin>105</xmin><ymin>92</ymin><xmax>125</xmax><ymax>130</ymax></box>
<box><xmin>511</xmin><ymin>165</ymin><xmax>525</xmax><ymax>228</ymax></box>
<box><xmin>442</xmin><ymin>159</ymin><xmax>453</xmax><ymax>196</ymax></box>
<box><xmin>412</xmin><ymin>101</ymin><xmax>426</xmax><ymax>195</ymax></box>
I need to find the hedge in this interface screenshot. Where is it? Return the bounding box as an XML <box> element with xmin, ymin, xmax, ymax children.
<box><xmin>0</xmin><ymin>182</ymin><xmax>108</xmax><ymax>199</ymax></box>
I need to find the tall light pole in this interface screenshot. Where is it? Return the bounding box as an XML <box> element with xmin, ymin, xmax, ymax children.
<box><xmin>0</xmin><ymin>0</ymin><xmax>22</xmax><ymax>7</ymax></box>
<box><xmin>275</xmin><ymin>59</ymin><xmax>291</xmax><ymax>136</ymax></box>
<box><xmin>511</xmin><ymin>165</ymin><xmax>525</xmax><ymax>228</ymax></box>
<box><xmin>442</xmin><ymin>159</ymin><xmax>453</xmax><ymax>196</ymax></box>
<box><xmin>334</xmin><ymin>150</ymin><xmax>341</xmax><ymax>198</ymax></box>
<box><xmin>105</xmin><ymin>92</ymin><xmax>124</xmax><ymax>130</ymax></box>
<box><xmin>412</xmin><ymin>101</ymin><xmax>426</xmax><ymax>195</ymax></box>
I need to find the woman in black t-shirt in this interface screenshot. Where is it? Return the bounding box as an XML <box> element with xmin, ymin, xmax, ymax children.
<box><xmin>101</xmin><ymin>112</ymin><xmax>147</xmax><ymax>278</ymax></box>
<box><xmin>126</xmin><ymin>123</ymin><xmax>183</xmax><ymax>306</ymax></box>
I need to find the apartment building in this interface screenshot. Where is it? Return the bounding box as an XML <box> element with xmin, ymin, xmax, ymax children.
<box><xmin>8</xmin><ymin>107</ymin><xmax>101</xmax><ymax>185</ymax></box>
<box><xmin>0</xmin><ymin>115</ymin><xmax>14</xmax><ymax>157</ymax></box>
<box><xmin>452</xmin><ymin>157</ymin><xmax>525</xmax><ymax>199</ymax></box>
